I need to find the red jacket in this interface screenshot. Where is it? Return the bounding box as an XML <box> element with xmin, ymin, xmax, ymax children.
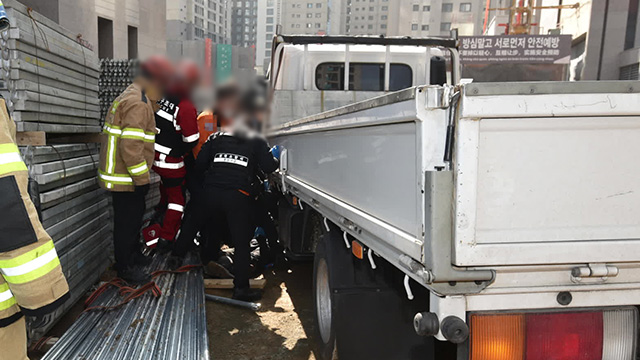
<box><xmin>152</xmin><ymin>98</ymin><xmax>199</xmax><ymax>178</ymax></box>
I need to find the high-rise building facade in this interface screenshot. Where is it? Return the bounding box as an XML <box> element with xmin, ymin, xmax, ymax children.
<box><xmin>387</xmin><ymin>0</ymin><xmax>487</xmax><ymax>37</ymax></box>
<box><xmin>167</xmin><ymin>0</ymin><xmax>232</xmax><ymax>44</ymax></box>
<box><xmin>340</xmin><ymin>0</ymin><xmax>391</xmax><ymax>36</ymax></box>
<box><xmin>256</xmin><ymin>0</ymin><xmax>283</xmax><ymax>72</ymax></box>
<box><xmin>280</xmin><ymin>0</ymin><xmax>341</xmax><ymax>35</ymax></box>
<box><xmin>231</xmin><ymin>0</ymin><xmax>259</xmax><ymax>47</ymax></box>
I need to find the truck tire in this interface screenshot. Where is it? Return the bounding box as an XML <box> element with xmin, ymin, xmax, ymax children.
<box><xmin>313</xmin><ymin>236</ymin><xmax>339</xmax><ymax>360</ymax></box>
<box><xmin>314</xmin><ymin>225</ymin><xmax>438</xmax><ymax>360</ymax></box>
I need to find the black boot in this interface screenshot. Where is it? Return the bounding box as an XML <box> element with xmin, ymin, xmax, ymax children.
<box><xmin>133</xmin><ymin>252</ymin><xmax>153</xmax><ymax>267</ymax></box>
<box><xmin>232</xmin><ymin>287</ymin><xmax>262</xmax><ymax>302</ymax></box>
<box><xmin>205</xmin><ymin>261</ymin><xmax>234</xmax><ymax>279</ymax></box>
<box><xmin>118</xmin><ymin>266</ymin><xmax>151</xmax><ymax>285</ymax></box>
<box><xmin>156</xmin><ymin>238</ymin><xmax>174</xmax><ymax>253</ymax></box>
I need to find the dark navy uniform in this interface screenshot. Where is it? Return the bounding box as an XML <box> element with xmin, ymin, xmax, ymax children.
<box><xmin>194</xmin><ymin>130</ymin><xmax>278</xmax><ymax>291</ymax></box>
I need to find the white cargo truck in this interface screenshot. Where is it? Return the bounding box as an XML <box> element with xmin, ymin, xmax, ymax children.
<box><xmin>267</xmin><ymin>34</ymin><xmax>640</xmax><ymax>360</ymax></box>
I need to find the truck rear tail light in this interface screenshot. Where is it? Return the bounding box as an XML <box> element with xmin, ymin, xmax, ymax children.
<box><xmin>470</xmin><ymin>308</ymin><xmax>637</xmax><ymax>360</ymax></box>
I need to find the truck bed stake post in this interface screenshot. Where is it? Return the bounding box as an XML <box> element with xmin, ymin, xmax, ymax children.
<box><xmin>298</xmin><ymin>199</ymin><xmax>304</xmax><ymax>210</ymax></box>
<box><xmin>368</xmin><ymin>248</ymin><xmax>377</xmax><ymax>269</ymax></box>
<box><xmin>404</xmin><ymin>275</ymin><xmax>414</xmax><ymax>300</ymax></box>
<box><xmin>343</xmin><ymin>231</ymin><xmax>351</xmax><ymax>249</ymax></box>
<box><xmin>323</xmin><ymin>217</ymin><xmax>330</xmax><ymax>232</ymax></box>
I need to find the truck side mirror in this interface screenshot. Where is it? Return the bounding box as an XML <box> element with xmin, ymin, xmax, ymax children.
<box><xmin>430</xmin><ymin>56</ymin><xmax>447</xmax><ymax>86</ymax></box>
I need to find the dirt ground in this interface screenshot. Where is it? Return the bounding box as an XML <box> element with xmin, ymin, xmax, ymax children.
<box><xmin>206</xmin><ymin>261</ymin><xmax>318</xmax><ymax>360</ymax></box>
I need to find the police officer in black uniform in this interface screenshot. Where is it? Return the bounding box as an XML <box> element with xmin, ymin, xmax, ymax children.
<box><xmin>195</xmin><ymin>119</ymin><xmax>279</xmax><ymax>301</ymax></box>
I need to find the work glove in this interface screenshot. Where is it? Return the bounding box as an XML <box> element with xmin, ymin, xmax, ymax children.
<box><xmin>270</xmin><ymin>145</ymin><xmax>281</xmax><ymax>160</ymax></box>
<box><xmin>254</xmin><ymin>227</ymin><xmax>267</xmax><ymax>239</ymax></box>
<box><xmin>135</xmin><ymin>184</ymin><xmax>150</xmax><ymax>196</ymax></box>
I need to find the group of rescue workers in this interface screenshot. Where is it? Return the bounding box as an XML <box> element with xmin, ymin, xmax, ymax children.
<box><xmin>0</xmin><ymin>54</ymin><xmax>280</xmax><ymax>359</ymax></box>
<box><xmin>98</xmin><ymin>55</ymin><xmax>281</xmax><ymax>303</ymax></box>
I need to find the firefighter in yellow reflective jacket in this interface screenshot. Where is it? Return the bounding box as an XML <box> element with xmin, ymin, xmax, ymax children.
<box><xmin>98</xmin><ymin>56</ymin><xmax>170</xmax><ymax>284</ymax></box>
<box><xmin>0</xmin><ymin>98</ymin><xmax>70</xmax><ymax>360</ymax></box>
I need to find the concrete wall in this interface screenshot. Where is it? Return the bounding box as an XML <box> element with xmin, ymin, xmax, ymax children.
<box><xmin>582</xmin><ymin>0</ymin><xmax>629</xmax><ymax>80</ymax></box>
<box><xmin>18</xmin><ymin>0</ymin><xmax>165</xmax><ymax>59</ymax></box>
<box><xmin>17</xmin><ymin>0</ymin><xmax>59</xmax><ymax>22</ymax></box>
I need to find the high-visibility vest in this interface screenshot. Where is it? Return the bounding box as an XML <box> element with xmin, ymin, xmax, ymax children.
<box><xmin>193</xmin><ymin>110</ymin><xmax>217</xmax><ymax>159</ymax></box>
<box><xmin>0</xmin><ymin>98</ymin><xmax>69</xmax><ymax>328</ymax></box>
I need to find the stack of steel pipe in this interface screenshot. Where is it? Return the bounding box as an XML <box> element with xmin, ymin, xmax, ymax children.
<box><xmin>20</xmin><ymin>144</ymin><xmax>112</xmax><ymax>339</ymax></box>
<box><xmin>99</xmin><ymin>59</ymin><xmax>138</xmax><ymax>122</ymax></box>
<box><xmin>0</xmin><ymin>0</ymin><xmax>101</xmax><ymax>133</ymax></box>
<box><xmin>41</xmin><ymin>254</ymin><xmax>210</xmax><ymax>360</ymax></box>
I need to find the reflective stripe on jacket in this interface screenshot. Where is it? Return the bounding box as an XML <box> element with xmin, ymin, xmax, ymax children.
<box><xmin>98</xmin><ymin>79</ymin><xmax>159</xmax><ymax>192</ymax></box>
<box><xmin>0</xmin><ymin>98</ymin><xmax>69</xmax><ymax>327</ymax></box>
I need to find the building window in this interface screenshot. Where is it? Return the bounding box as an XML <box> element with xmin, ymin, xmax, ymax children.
<box><xmin>381</xmin><ymin>15</ymin><xmax>387</xmax><ymax>20</ymax></box>
<box><xmin>381</xmin><ymin>6</ymin><xmax>388</xmax><ymax>11</ymax></box>
<box><xmin>440</xmin><ymin>22</ymin><xmax>451</xmax><ymax>31</ymax></box>
<box><xmin>317</xmin><ymin>3</ymin><xmax>322</xmax><ymax>7</ymax></box>
<box><xmin>195</xmin><ymin>5</ymin><xmax>204</xmax><ymax>15</ymax></box>
<box><xmin>421</xmin><ymin>25</ymin><xmax>429</xmax><ymax>31</ymax></box>
<box><xmin>97</xmin><ymin>17</ymin><xmax>113</xmax><ymax>58</ymax></box>
<box><xmin>368</xmin><ymin>15</ymin><xmax>373</xmax><ymax>20</ymax></box>
<box><xmin>316</xmin><ymin>13</ymin><xmax>321</xmax><ymax>18</ymax></box>
<box><xmin>381</xmin><ymin>24</ymin><xmax>387</xmax><ymax>29</ymax></box>
<box><xmin>266</xmin><ymin>25</ymin><xmax>273</xmax><ymax>31</ymax></box>
<box><xmin>368</xmin><ymin>24</ymin><xmax>373</xmax><ymax>29</ymax></box>
<box><xmin>316</xmin><ymin>23</ymin><xmax>322</xmax><ymax>28</ymax></box>
<box><xmin>442</xmin><ymin>3</ymin><xmax>453</xmax><ymax>12</ymax></box>
<box><xmin>307</xmin><ymin>13</ymin><xmax>313</xmax><ymax>18</ymax></box>
<box><xmin>423</xmin><ymin>5</ymin><xmax>430</xmax><ymax>11</ymax></box>
<box><xmin>411</xmin><ymin>23</ymin><xmax>418</xmax><ymax>30</ymax></box>
<box><xmin>412</xmin><ymin>4</ymin><xmax>420</xmax><ymax>11</ymax></box>
<box><xmin>267</xmin><ymin>8</ymin><xmax>274</xmax><ymax>15</ymax></box>
<box><xmin>127</xmin><ymin>26</ymin><xmax>137</xmax><ymax>59</ymax></box>
<box><xmin>460</xmin><ymin>3</ymin><xmax>472</xmax><ymax>12</ymax></box>
<box><xmin>307</xmin><ymin>3</ymin><xmax>313</xmax><ymax>8</ymax></box>
<box><xmin>267</xmin><ymin>17</ymin><xmax>273</xmax><ymax>24</ymax></box>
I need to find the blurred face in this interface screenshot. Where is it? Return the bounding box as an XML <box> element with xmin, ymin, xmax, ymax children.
<box><xmin>216</xmin><ymin>96</ymin><xmax>238</xmax><ymax>122</ymax></box>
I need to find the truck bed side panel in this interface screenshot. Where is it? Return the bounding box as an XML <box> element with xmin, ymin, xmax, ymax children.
<box><xmin>276</xmin><ymin>122</ymin><xmax>421</xmax><ymax>238</ymax></box>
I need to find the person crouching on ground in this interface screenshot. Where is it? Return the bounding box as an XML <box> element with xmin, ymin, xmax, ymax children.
<box><xmin>192</xmin><ymin>110</ymin><xmax>280</xmax><ymax>301</ymax></box>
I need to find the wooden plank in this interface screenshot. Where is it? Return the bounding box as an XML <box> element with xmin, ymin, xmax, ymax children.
<box><xmin>16</xmin><ymin>131</ymin><xmax>45</xmax><ymax>145</ymax></box>
<box><xmin>46</xmin><ymin>133</ymin><xmax>102</xmax><ymax>144</ymax></box>
<box><xmin>204</xmin><ymin>278</ymin><xmax>266</xmax><ymax>290</ymax></box>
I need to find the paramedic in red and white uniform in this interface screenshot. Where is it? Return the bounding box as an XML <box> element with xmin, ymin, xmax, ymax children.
<box><xmin>148</xmin><ymin>60</ymin><xmax>201</xmax><ymax>248</ymax></box>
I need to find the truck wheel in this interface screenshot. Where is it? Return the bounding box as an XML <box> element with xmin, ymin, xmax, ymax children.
<box><xmin>313</xmin><ymin>237</ymin><xmax>339</xmax><ymax>360</ymax></box>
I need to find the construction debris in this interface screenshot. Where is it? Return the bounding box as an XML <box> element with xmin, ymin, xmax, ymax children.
<box><xmin>41</xmin><ymin>255</ymin><xmax>210</xmax><ymax>360</ymax></box>
<box><xmin>204</xmin><ymin>278</ymin><xmax>266</xmax><ymax>290</ymax></box>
